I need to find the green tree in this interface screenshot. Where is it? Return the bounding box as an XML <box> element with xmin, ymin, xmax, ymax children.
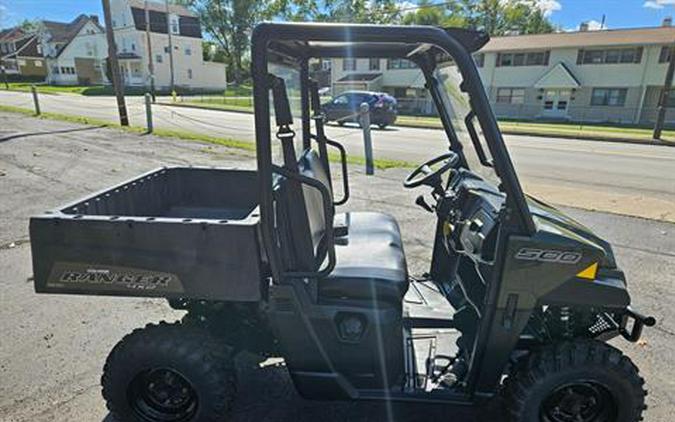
<box><xmin>459</xmin><ymin>0</ymin><xmax>555</xmax><ymax>35</ymax></box>
<box><xmin>275</xmin><ymin>0</ymin><xmax>403</xmax><ymax>24</ymax></box>
<box><xmin>182</xmin><ymin>0</ymin><xmax>277</xmax><ymax>83</ymax></box>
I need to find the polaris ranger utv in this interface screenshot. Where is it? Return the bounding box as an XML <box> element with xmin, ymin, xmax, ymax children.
<box><xmin>29</xmin><ymin>23</ymin><xmax>655</xmax><ymax>422</ymax></box>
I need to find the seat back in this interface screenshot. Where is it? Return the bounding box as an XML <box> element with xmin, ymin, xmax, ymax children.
<box><xmin>273</xmin><ymin>148</ymin><xmax>334</xmax><ymax>274</ymax></box>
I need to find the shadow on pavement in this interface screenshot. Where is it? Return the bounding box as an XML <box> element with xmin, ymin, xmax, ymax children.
<box><xmin>0</xmin><ymin>125</ymin><xmax>107</xmax><ymax>144</ymax></box>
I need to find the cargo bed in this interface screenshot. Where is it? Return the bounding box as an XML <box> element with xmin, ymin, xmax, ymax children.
<box><xmin>30</xmin><ymin>167</ymin><xmax>265</xmax><ymax>301</ymax></box>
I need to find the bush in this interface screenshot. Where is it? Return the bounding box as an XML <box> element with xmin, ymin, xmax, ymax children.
<box><xmin>3</xmin><ymin>74</ymin><xmax>45</xmax><ymax>83</ymax></box>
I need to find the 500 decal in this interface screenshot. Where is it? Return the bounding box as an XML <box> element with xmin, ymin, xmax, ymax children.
<box><xmin>515</xmin><ymin>248</ymin><xmax>582</xmax><ymax>264</ymax></box>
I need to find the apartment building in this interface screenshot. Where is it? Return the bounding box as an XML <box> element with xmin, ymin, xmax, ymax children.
<box><xmin>109</xmin><ymin>0</ymin><xmax>226</xmax><ymax>90</ymax></box>
<box><xmin>331</xmin><ymin>22</ymin><xmax>675</xmax><ymax>124</ymax></box>
<box><xmin>0</xmin><ymin>27</ymin><xmax>47</xmax><ymax>79</ymax></box>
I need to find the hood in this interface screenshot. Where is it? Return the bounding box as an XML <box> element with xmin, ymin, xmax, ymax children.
<box><xmin>526</xmin><ymin>195</ymin><xmax>617</xmax><ymax>269</ymax></box>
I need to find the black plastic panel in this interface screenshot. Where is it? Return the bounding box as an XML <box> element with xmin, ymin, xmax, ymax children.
<box><xmin>30</xmin><ymin>167</ymin><xmax>264</xmax><ymax>301</ymax></box>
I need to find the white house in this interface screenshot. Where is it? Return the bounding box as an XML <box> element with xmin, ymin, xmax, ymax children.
<box><xmin>331</xmin><ymin>21</ymin><xmax>675</xmax><ymax>124</ymax></box>
<box><xmin>109</xmin><ymin>0</ymin><xmax>227</xmax><ymax>91</ymax></box>
<box><xmin>40</xmin><ymin>15</ymin><xmax>108</xmax><ymax>85</ymax></box>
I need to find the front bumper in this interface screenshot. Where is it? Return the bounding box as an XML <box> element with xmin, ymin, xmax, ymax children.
<box><xmin>619</xmin><ymin>307</ymin><xmax>656</xmax><ymax>342</ymax></box>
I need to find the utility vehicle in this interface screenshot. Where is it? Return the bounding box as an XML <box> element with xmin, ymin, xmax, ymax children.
<box><xmin>30</xmin><ymin>22</ymin><xmax>655</xmax><ymax>422</ymax></box>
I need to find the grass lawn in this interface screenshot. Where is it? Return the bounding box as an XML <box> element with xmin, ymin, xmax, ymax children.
<box><xmin>397</xmin><ymin>115</ymin><xmax>675</xmax><ymax>143</ymax></box>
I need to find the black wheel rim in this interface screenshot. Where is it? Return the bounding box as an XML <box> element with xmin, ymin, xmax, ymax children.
<box><xmin>128</xmin><ymin>368</ymin><xmax>198</xmax><ymax>422</ymax></box>
<box><xmin>541</xmin><ymin>381</ymin><xmax>617</xmax><ymax>422</ymax></box>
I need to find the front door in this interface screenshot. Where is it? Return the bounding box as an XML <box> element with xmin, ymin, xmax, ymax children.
<box><xmin>542</xmin><ymin>89</ymin><xmax>571</xmax><ymax>118</ymax></box>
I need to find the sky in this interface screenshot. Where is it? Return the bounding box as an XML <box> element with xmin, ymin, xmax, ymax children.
<box><xmin>2</xmin><ymin>0</ymin><xmax>675</xmax><ymax>31</ymax></box>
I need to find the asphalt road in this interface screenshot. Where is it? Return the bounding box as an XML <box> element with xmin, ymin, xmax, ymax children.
<box><xmin>0</xmin><ymin>113</ymin><xmax>673</xmax><ymax>421</ymax></box>
<box><xmin>1</xmin><ymin>90</ymin><xmax>674</xmax><ymax>222</ymax></box>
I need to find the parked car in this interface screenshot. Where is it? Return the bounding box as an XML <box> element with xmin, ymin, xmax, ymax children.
<box><xmin>322</xmin><ymin>91</ymin><xmax>397</xmax><ymax>129</ymax></box>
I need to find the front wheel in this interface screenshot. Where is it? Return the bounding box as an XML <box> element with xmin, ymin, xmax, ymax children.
<box><xmin>502</xmin><ymin>340</ymin><xmax>646</xmax><ymax>422</ymax></box>
<box><xmin>102</xmin><ymin>321</ymin><xmax>236</xmax><ymax>422</ymax></box>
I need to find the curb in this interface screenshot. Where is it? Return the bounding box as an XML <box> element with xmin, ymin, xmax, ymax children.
<box><xmin>158</xmin><ymin>101</ymin><xmax>675</xmax><ymax>147</ymax></box>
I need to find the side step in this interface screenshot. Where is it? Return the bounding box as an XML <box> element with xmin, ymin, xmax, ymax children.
<box><xmin>403</xmin><ymin>279</ymin><xmax>456</xmax><ymax>328</ymax></box>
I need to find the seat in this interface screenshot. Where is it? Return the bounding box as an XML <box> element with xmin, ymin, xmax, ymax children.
<box><xmin>295</xmin><ymin>149</ymin><xmax>409</xmax><ymax>303</ymax></box>
<box><xmin>321</xmin><ymin>212</ymin><xmax>408</xmax><ymax>303</ymax></box>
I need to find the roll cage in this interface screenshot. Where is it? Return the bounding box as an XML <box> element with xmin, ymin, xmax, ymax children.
<box><xmin>252</xmin><ymin>22</ymin><xmax>535</xmax><ymax>282</ymax></box>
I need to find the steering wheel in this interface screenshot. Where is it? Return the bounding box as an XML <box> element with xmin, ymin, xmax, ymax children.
<box><xmin>403</xmin><ymin>152</ymin><xmax>459</xmax><ymax>189</ymax></box>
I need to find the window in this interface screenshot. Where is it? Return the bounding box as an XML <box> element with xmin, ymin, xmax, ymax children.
<box><xmin>164</xmin><ymin>46</ymin><xmax>170</xmax><ymax>54</ymax></box>
<box><xmin>156</xmin><ymin>54</ymin><xmax>163</xmax><ymax>63</ymax></box>
<box><xmin>52</xmin><ymin>66</ymin><xmax>59</xmax><ymax>74</ymax></box>
<box><xmin>473</xmin><ymin>53</ymin><xmax>485</xmax><ymax>68</ymax></box>
<box><xmin>591</xmin><ymin>88</ymin><xmax>627</xmax><ymax>106</ymax></box>
<box><xmin>578</xmin><ymin>48</ymin><xmax>642</xmax><ymax>65</ymax></box>
<box><xmin>497</xmin><ymin>51</ymin><xmax>549</xmax><ymax>67</ymax></box>
<box><xmin>131</xmin><ymin>43</ymin><xmax>136</xmax><ymax>51</ymax></box>
<box><xmin>333</xmin><ymin>95</ymin><xmax>349</xmax><ymax>105</ymax></box>
<box><xmin>343</xmin><ymin>58</ymin><xmax>356</xmax><ymax>71</ymax></box>
<box><xmin>369</xmin><ymin>58</ymin><xmax>380</xmax><ymax>71</ymax></box>
<box><xmin>387</xmin><ymin>58</ymin><xmax>416</xmax><ymax>69</ymax></box>
<box><xmin>35</xmin><ymin>60</ymin><xmax>42</xmax><ymax>67</ymax></box>
<box><xmin>185</xmin><ymin>47</ymin><xmax>192</xmax><ymax>56</ymax></box>
<box><xmin>496</xmin><ymin>88</ymin><xmax>525</xmax><ymax>104</ymax></box>
<box><xmin>18</xmin><ymin>59</ymin><xmax>26</xmax><ymax>66</ymax></box>
<box><xmin>660</xmin><ymin>88</ymin><xmax>675</xmax><ymax>107</ymax></box>
<box><xmin>187</xmin><ymin>69</ymin><xmax>193</xmax><ymax>79</ymax></box>
<box><xmin>37</xmin><ymin>44</ymin><xmax>42</xmax><ymax>55</ymax></box>
<box><xmin>659</xmin><ymin>46</ymin><xmax>673</xmax><ymax>63</ymax></box>
<box><xmin>170</xmin><ymin>15</ymin><xmax>180</xmax><ymax>35</ymax></box>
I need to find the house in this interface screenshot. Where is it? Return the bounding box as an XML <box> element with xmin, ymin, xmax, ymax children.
<box><xmin>109</xmin><ymin>0</ymin><xmax>227</xmax><ymax>90</ymax></box>
<box><xmin>39</xmin><ymin>15</ymin><xmax>108</xmax><ymax>85</ymax></box>
<box><xmin>0</xmin><ymin>27</ymin><xmax>47</xmax><ymax>79</ymax></box>
<box><xmin>331</xmin><ymin>21</ymin><xmax>675</xmax><ymax>124</ymax></box>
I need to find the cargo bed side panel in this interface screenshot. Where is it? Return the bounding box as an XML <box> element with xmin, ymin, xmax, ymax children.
<box><xmin>30</xmin><ymin>216</ymin><xmax>263</xmax><ymax>301</ymax></box>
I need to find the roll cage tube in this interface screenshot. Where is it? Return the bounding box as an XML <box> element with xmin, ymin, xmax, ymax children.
<box><xmin>253</xmin><ymin>22</ymin><xmax>535</xmax><ymax>248</ymax></box>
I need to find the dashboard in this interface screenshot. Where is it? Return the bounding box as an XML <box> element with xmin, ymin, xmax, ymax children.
<box><xmin>439</xmin><ymin>170</ymin><xmax>505</xmax><ymax>264</ymax></box>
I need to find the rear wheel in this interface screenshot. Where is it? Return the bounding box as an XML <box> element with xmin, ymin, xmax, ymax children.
<box><xmin>502</xmin><ymin>340</ymin><xmax>646</xmax><ymax>422</ymax></box>
<box><xmin>102</xmin><ymin>321</ymin><xmax>236</xmax><ymax>422</ymax></box>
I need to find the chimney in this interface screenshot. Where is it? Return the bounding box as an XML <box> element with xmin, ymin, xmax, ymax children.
<box><xmin>579</xmin><ymin>22</ymin><xmax>590</xmax><ymax>32</ymax></box>
<box><xmin>663</xmin><ymin>17</ymin><xmax>672</xmax><ymax>27</ymax></box>
<box><xmin>90</xmin><ymin>15</ymin><xmax>100</xmax><ymax>25</ymax></box>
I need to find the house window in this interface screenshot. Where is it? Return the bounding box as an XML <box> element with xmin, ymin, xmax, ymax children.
<box><xmin>660</xmin><ymin>88</ymin><xmax>675</xmax><ymax>107</ymax></box>
<box><xmin>187</xmin><ymin>69</ymin><xmax>193</xmax><ymax>79</ymax></box>
<box><xmin>659</xmin><ymin>46</ymin><xmax>673</xmax><ymax>63</ymax></box>
<box><xmin>164</xmin><ymin>46</ymin><xmax>170</xmax><ymax>54</ymax></box>
<box><xmin>185</xmin><ymin>47</ymin><xmax>192</xmax><ymax>56</ymax></box>
<box><xmin>473</xmin><ymin>53</ymin><xmax>485</xmax><ymax>68</ymax></box>
<box><xmin>497</xmin><ymin>51</ymin><xmax>549</xmax><ymax>67</ymax></box>
<box><xmin>52</xmin><ymin>66</ymin><xmax>60</xmax><ymax>74</ymax></box>
<box><xmin>496</xmin><ymin>88</ymin><xmax>525</xmax><ymax>104</ymax></box>
<box><xmin>369</xmin><ymin>58</ymin><xmax>380</xmax><ymax>71</ymax></box>
<box><xmin>18</xmin><ymin>59</ymin><xmax>26</xmax><ymax>66</ymax></box>
<box><xmin>35</xmin><ymin>61</ymin><xmax>42</xmax><ymax>67</ymax></box>
<box><xmin>131</xmin><ymin>43</ymin><xmax>136</xmax><ymax>51</ymax></box>
<box><xmin>591</xmin><ymin>88</ymin><xmax>627</xmax><ymax>106</ymax></box>
<box><xmin>170</xmin><ymin>15</ymin><xmax>180</xmax><ymax>35</ymax></box>
<box><xmin>156</xmin><ymin>54</ymin><xmax>163</xmax><ymax>63</ymax></box>
<box><xmin>343</xmin><ymin>58</ymin><xmax>356</xmax><ymax>71</ymax></box>
<box><xmin>387</xmin><ymin>58</ymin><xmax>415</xmax><ymax>69</ymax></box>
<box><xmin>37</xmin><ymin>44</ymin><xmax>42</xmax><ymax>55</ymax></box>
<box><xmin>578</xmin><ymin>48</ymin><xmax>642</xmax><ymax>65</ymax></box>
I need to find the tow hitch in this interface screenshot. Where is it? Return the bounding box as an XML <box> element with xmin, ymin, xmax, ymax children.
<box><xmin>620</xmin><ymin>307</ymin><xmax>656</xmax><ymax>342</ymax></box>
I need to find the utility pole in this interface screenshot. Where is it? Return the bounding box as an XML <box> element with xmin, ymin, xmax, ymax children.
<box><xmin>102</xmin><ymin>0</ymin><xmax>129</xmax><ymax>126</ymax></box>
<box><xmin>144</xmin><ymin>0</ymin><xmax>156</xmax><ymax>102</ymax></box>
<box><xmin>165</xmin><ymin>0</ymin><xmax>175</xmax><ymax>94</ymax></box>
<box><xmin>654</xmin><ymin>44</ymin><xmax>675</xmax><ymax>140</ymax></box>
